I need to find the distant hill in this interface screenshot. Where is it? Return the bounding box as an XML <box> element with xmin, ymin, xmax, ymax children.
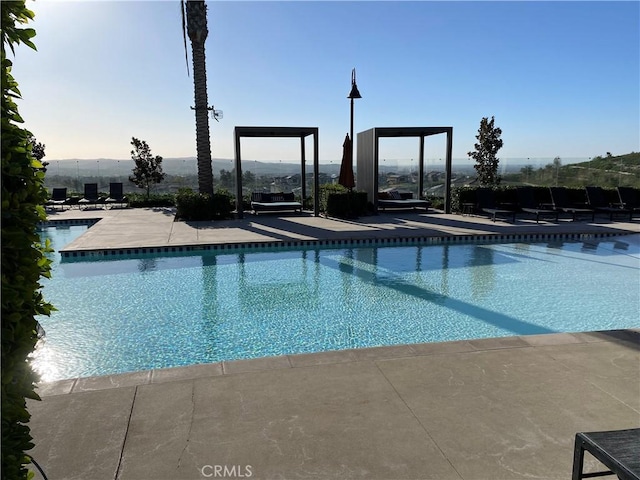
<box><xmin>501</xmin><ymin>152</ymin><xmax>640</xmax><ymax>188</ymax></box>
<box><xmin>571</xmin><ymin>152</ymin><xmax>639</xmax><ymax>173</ymax></box>
<box><xmin>42</xmin><ymin>156</ymin><xmax>557</xmax><ymax>177</ymax></box>
<box><xmin>44</xmin><ymin>152</ymin><xmax>639</xmax><ymax>191</ymax></box>
<box><xmin>45</xmin><ymin>157</ymin><xmax>339</xmax><ymax>177</ymax></box>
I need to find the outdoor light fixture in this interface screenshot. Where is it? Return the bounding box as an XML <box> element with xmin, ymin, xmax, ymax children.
<box><xmin>348</xmin><ymin>68</ymin><xmax>362</xmax><ymax>172</ymax></box>
<box><xmin>348</xmin><ymin>68</ymin><xmax>362</xmax><ymax>100</ymax></box>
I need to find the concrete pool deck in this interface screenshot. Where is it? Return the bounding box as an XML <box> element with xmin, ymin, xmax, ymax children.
<box><xmin>44</xmin><ymin>206</ymin><xmax>640</xmax><ymax>254</ymax></box>
<box><xmin>29</xmin><ymin>208</ymin><xmax>640</xmax><ymax>479</ymax></box>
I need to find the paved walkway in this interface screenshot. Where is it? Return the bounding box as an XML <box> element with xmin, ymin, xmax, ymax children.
<box><xmin>45</xmin><ymin>207</ymin><xmax>639</xmax><ymax>254</ymax></box>
<box><xmin>29</xmin><ymin>208</ymin><xmax>640</xmax><ymax>479</ymax></box>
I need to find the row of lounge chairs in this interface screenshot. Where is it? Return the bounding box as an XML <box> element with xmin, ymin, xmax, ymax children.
<box><xmin>471</xmin><ymin>186</ymin><xmax>639</xmax><ymax>223</ymax></box>
<box><xmin>46</xmin><ymin>183</ymin><xmax>128</xmax><ymax>211</ymax></box>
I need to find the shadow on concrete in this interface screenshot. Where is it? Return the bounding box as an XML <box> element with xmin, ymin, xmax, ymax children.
<box><xmin>583</xmin><ymin>330</ymin><xmax>640</xmax><ymax>352</ymax></box>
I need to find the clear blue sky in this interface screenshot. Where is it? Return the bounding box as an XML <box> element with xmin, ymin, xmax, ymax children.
<box><xmin>12</xmin><ymin>1</ymin><xmax>640</xmax><ymax>164</ymax></box>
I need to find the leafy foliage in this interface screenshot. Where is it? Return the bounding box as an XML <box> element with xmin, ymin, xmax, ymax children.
<box><xmin>27</xmin><ymin>135</ymin><xmax>45</xmax><ymax>161</ymax></box>
<box><xmin>129</xmin><ymin>137</ymin><xmax>166</xmax><ymax>200</ymax></box>
<box><xmin>468</xmin><ymin>116</ymin><xmax>504</xmax><ymax>186</ymax></box>
<box><xmin>326</xmin><ymin>191</ymin><xmax>368</xmax><ymax>218</ymax></box>
<box><xmin>218</xmin><ymin>168</ymin><xmax>256</xmax><ymax>191</ymax></box>
<box><xmin>2</xmin><ymin>2</ymin><xmax>53</xmax><ymax>478</ymax></box>
<box><xmin>127</xmin><ymin>193</ymin><xmax>176</xmax><ymax>208</ymax></box>
<box><xmin>175</xmin><ymin>188</ymin><xmax>234</xmax><ymax>221</ymax></box>
<box><xmin>318</xmin><ymin>183</ymin><xmax>369</xmax><ymax>217</ymax></box>
<box><xmin>319</xmin><ymin>183</ymin><xmax>348</xmax><ymax>211</ymax></box>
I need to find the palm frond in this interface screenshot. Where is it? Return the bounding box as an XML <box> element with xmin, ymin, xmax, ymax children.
<box><xmin>180</xmin><ymin>0</ymin><xmax>189</xmax><ymax>77</ymax></box>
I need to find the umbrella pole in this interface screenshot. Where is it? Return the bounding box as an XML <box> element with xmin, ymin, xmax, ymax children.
<box><xmin>350</xmin><ymin>99</ymin><xmax>355</xmax><ymax>190</ymax></box>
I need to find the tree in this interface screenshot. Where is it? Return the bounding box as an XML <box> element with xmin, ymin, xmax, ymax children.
<box><xmin>128</xmin><ymin>137</ymin><xmax>166</xmax><ymax>200</ymax></box>
<box><xmin>242</xmin><ymin>170</ymin><xmax>256</xmax><ymax>187</ymax></box>
<box><xmin>181</xmin><ymin>0</ymin><xmax>214</xmax><ymax>196</ymax></box>
<box><xmin>468</xmin><ymin>116</ymin><xmax>503</xmax><ymax>186</ymax></box>
<box><xmin>2</xmin><ymin>2</ymin><xmax>54</xmax><ymax>478</ymax></box>
<box><xmin>27</xmin><ymin>135</ymin><xmax>45</xmax><ymax>161</ymax></box>
<box><xmin>520</xmin><ymin>165</ymin><xmax>534</xmax><ymax>184</ymax></box>
<box><xmin>553</xmin><ymin>156</ymin><xmax>562</xmax><ymax>186</ymax></box>
<box><xmin>28</xmin><ymin>135</ymin><xmax>48</xmax><ymax>171</ymax></box>
<box><xmin>218</xmin><ymin>168</ymin><xmax>233</xmax><ymax>189</ymax></box>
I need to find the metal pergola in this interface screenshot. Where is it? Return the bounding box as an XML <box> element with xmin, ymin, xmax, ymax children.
<box><xmin>356</xmin><ymin>127</ymin><xmax>454</xmax><ymax>213</ymax></box>
<box><xmin>233</xmin><ymin>126</ymin><xmax>320</xmax><ymax>218</ymax></box>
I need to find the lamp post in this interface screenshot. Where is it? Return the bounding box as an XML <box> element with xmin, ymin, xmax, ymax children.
<box><xmin>347</xmin><ymin>68</ymin><xmax>362</xmax><ymax>171</ymax></box>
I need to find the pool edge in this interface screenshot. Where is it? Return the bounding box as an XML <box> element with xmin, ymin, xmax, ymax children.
<box><xmin>34</xmin><ymin>329</ymin><xmax>640</xmax><ymax>397</ymax></box>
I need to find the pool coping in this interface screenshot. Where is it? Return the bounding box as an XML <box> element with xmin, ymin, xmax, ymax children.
<box><xmin>41</xmin><ymin>216</ymin><xmax>637</xmax><ymax>260</ymax></box>
<box><xmin>35</xmin><ymin>329</ymin><xmax>640</xmax><ymax>397</ymax></box>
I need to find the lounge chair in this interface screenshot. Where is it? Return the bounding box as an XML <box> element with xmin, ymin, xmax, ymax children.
<box><xmin>572</xmin><ymin>428</ymin><xmax>640</xmax><ymax>480</ymax></box>
<box><xmin>250</xmin><ymin>192</ymin><xmax>302</xmax><ymax>215</ymax></box>
<box><xmin>78</xmin><ymin>183</ymin><xmax>104</xmax><ymax>210</ymax></box>
<box><xmin>585</xmin><ymin>186</ymin><xmax>631</xmax><ymax>221</ymax></box>
<box><xmin>617</xmin><ymin>186</ymin><xmax>640</xmax><ymax>219</ymax></box>
<box><xmin>549</xmin><ymin>187</ymin><xmax>595</xmax><ymax>221</ymax></box>
<box><xmin>378</xmin><ymin>190</ymin><xmax>431</xmax><ymax>211</ymax></box>
<box><xmin>104</xmin><ymin>182</ymin><xmax>128</xmax><ymax>209</ymax></box>
<box><xmin>515</xmin><ymin>187</ymin><xmax>558</xmax><ymax>223</ymax></box>
<box><xmin>475</xmin><ymin>187</ymin><xmax>515</xmax><ymax>222</ymax></box>
<box><xmin>46</xmin><ymin>187</ymin><xmax>70</xmax><ymax>211</ymax></box>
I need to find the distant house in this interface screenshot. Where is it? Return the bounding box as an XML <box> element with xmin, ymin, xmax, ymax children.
<box><xmin>424</xmin><ymin>175</ymin><xmax>474</xmax><ymax>198</ymax></box>
<box><xmin>386</xmin><ymin>174</ymin><xmax>401</xmax><ymax>185</ymax></box>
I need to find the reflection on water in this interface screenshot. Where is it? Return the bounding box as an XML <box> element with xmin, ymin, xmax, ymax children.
<box><xmin>468</xmin><ymin>246</ymin><xmax>496</xmax><ymax>301</ymax></box>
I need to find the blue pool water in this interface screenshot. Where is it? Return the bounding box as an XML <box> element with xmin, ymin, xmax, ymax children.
<box><xmin>34</xmin><ymin>225</ymin><xmax>640</xmax><ymax>382</ymax></box>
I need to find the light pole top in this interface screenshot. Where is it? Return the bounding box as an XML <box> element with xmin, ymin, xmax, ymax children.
<box><xmin>348</xmin><ymin>68</ymin><xmax>362</xmax><ymax>99</ymax></box>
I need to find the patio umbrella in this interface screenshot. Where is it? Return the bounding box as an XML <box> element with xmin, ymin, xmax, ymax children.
<box><xmin>338</xmin><ymin>133</ymin><xmax>355</xmax><ymax>190</ymax></box>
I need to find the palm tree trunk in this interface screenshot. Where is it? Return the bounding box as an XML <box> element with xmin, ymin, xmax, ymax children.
<box><xmin>192</xmin><ymin>41</ymin><xmax>214</xmax><ymax>196</ymax></box>
<box><xmin>186</xmin><ymin>0</ymin><xmax>214</xmax><ymax>196</ymax></box>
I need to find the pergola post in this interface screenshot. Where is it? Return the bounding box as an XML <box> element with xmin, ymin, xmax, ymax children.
<box><xmin>234</xmin><ymin>128</ymin><xmax>243</xmax><ymax>218</ymax></box>
<box><xmin>419</xmin><ymin>135</ymin><xmax>425</xmax><ymax>200</ymax></box>
<box><xmin>300</xmin><ymin>136</ymin><xmax>306</xmax><ymax>202</ymax></box>
<box><xmin>445</xmin><ymin>129</ymin><xmax>453</xmax><ymax>214</ymax></box>
<box><xmin>313</xmin><ymin>130</ymin><xmax>319</xmax><ymax>217</ymax></box>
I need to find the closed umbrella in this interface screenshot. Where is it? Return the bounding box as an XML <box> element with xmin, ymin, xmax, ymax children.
<box><xmin>338</xmin><ymin>133</ymin><xmax>355</xmax><ymax>190</ymax></box>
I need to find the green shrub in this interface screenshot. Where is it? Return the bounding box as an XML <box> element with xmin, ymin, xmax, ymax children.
<box><xmin>429</xmin><ymin>197</ymin><xmax>445</xmax><ymax>210</ymax></box>
<box><xmin>325</xmin><ymin>191</ymin><xmax>368</xmax><ymax>218</ymax></box>
<box><xmin>241</xmin><ymin>193</ymin><xmax>252</xmax><ymax>211</ymax></box>
<box><xmin>175</xmin><ymin>188</ymin><xmax>234</xmax><ymax>221</ymax></box>
<box><xmin>127</xmin><ymin>193</ymin><xmax>175</xmax><ymax>208</ymax></box>
<box><xmin>302</xmin><ymin>195</ymin><xmax>313</xmax><ymax>210</ymax></box>
<box><xmin>2</xmin><ymin>3</ymin><xmax>54</xmax><ymax>478</ymax></box>
<box><xmin>319</xmin><ymin>183</ymin><xmax>348</xmax><ymax>211</ymax></box>
<box><xmin>451</xmin><ymin>185</ymin><xmax>517</xmax><ymax>213</ymax></box>
<box><xmin>451</xmin><ymin>186</ymin><xmax>475</xmax><ymax>213</ymax></box>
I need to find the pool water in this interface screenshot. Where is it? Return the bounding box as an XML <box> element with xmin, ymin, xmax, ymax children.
<box><xmin>33</xmin><ymin>226</ymin><xmax>640</xmax><ymax>382</ymax></box>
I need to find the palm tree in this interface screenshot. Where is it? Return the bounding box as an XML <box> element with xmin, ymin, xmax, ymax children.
<box><xmin>182</xmin><ymin>0</ymin><xmax>214</xmax><ymax>195</ymax></box>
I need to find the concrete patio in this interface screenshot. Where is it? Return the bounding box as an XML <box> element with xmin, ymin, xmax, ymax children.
<box><xmin>28</xmin><ymin>208</ymin><xmax>639</xmax><ymax>479</ymax></box>
<box><xmin>45</xmin><ymin>206</ymin><xmax>639</xmax><ymax>254</ymax></box>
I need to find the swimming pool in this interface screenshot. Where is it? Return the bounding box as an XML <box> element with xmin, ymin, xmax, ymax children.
<box><xmin>33</xmin><ymin>225</ymin><xmax>640</xmax><ymax>382</ymax></box>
